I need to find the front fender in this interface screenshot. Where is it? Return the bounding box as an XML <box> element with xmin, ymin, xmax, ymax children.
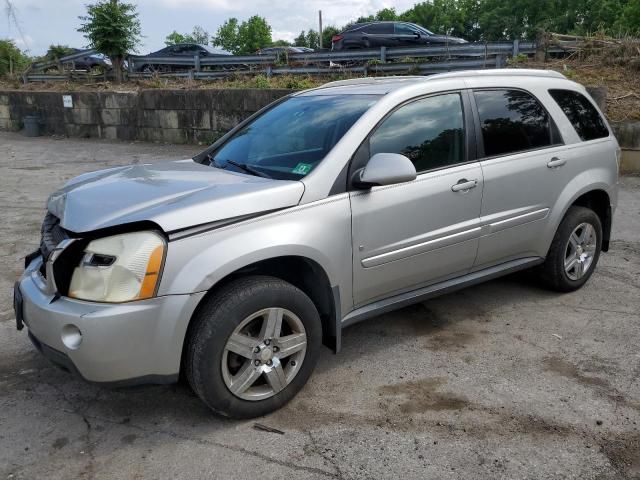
<box><xmin>158</xmin><ymin>194</ymin><xmax>354</xmax><ymax>313</ymax></box>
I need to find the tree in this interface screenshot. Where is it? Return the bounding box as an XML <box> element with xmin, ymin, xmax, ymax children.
<box><xmin>616</xmin><ymin>0</ymin><xmax>640</xmax><ymax>35</ymax></box>
<box><xmin>212</xmin><ymin>15</ymin><xmax>272</xmax><ymax>54</ymax></box>
<box><xmin>190</xmin><ymin>25</ymin><xmax>210</xmax><ymax>45</ymax></box>
<box><xmin>238</xmin><ymin>16</ymin><xmax>272</xmax><ymax>53</ymax></box>
<box><xmin>322</xmin><ymin>26</ymin><xmax>340</xmax><ymax>49</ymax></box>
<box><xmin>375</xmin><ymin>7</ymin><xmax>398</xmax><ymax>21</ymax></box>
<box><xmin>165</xmin><ymin>25</ymin><xmax>210</xmax><ymax>46</ymax></box>
<box><xmin>305</xmin><ymin>29</ymin><xmax>320</xmax><ymax>49</ymax></box>
<box><xmin>271</xmin><ymin>39</ymin><xmax>292</xmax><ymax>47</ymax></box>
<box><xmin>78</xmin><ymin>0</ymin><xmax>141</xmax><ymax>83</ymax></box>
<box><xmin>294</xmin><ymin>30</ymin><xmax>307</xmax><ymax>47</ymax></box>
<box><xmin>45</xmin><ymin>45</ymin><xmax>75</xmax><ymax>61</ymax></box>
<box><xmin>0</xmin><ymin>39</ymin><xmax>30</xmax><ymax>76</ymax></box>
<box><xmin>212</xmin><ymin>18</ymin><xmax>240</xmax><ymax>53</ymax></box>
<box><xmin>165</xmin><ymin>31</ymin><xmax>189</xmax><ymax>46</ymax></box>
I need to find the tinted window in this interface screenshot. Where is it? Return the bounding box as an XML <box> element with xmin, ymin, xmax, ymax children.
<box><xmin>370</xmin><ymin>93</ymin><xmax>465</xmax><ymax>172</ymax></box>
<box><xmin>366</xmin><ymin>23</ymin><xmax>393</xmax><ymax>34</ymax></box>
<box><xmin>475</xmin><ymin>89</ymin><xmax>557</xmax><ymax>157</ymax></box>
<box><xmin>211</xmin><ymin>95</ymin><xmax>379</xmax><ymax>180</ymax></box>
<box><xmin>395</xmin><ymin>23</ymin><xmax>417</xmax><ymax>35</ymax></box>
<box><xmin>549</xmin><ymin>89</ymin><xmax>609</xmax><ymax>141</ymax></box>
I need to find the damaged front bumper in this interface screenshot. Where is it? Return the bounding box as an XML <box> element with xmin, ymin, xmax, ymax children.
<box><xmin>14</xmin><ymin>254</ymin><xmax>205</xmax><ymax>387</ymax></box>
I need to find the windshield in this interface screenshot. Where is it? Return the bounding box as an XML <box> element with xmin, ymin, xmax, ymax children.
<box><xmin>415</xmin><ymin>25</ymin><xmax>434</xmax><ymax>35</ymax></box>
<box><xmin>208</xmin><ymin>94</ymin><xmax>380</xmax><ymax>180</ymax></box>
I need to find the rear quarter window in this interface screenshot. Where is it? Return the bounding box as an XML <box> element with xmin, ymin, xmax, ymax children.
<box><xmin>549</xmin><ymin>89</ymin><xmax>609</xmax><ymax>141</ymax></box>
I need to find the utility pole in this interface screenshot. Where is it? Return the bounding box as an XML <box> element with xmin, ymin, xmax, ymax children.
<box><xmin>318</xmin><ymin>10</ymin><xmax>323</xmax><ymax>49</ymax></box>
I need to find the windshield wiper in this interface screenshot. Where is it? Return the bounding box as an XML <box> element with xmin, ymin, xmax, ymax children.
<box><xmin>224</xmin><ymin>159</ymin><xmax>272</xmax><ymax>179</ymax></box>
<box><xmin>207</xmin><ymin>154</ymin><xmax>271</xmax><ymax>179</ymax></box>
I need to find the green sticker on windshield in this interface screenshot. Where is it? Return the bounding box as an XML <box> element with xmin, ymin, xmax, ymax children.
<box><xmin>292</xmin><ymin>163</ymin><xmax>312</xmax><ymax>175</ymax></box>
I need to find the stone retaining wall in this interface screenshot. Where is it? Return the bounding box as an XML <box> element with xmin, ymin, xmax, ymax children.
<box><xmin>0</xmin><ymin>89</ymin><xmax>293</xmax><ymax>144</ymax></box>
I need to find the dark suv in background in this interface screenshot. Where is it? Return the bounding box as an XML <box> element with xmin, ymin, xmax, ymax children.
<box><xmin>332</xmin><ymin>21</ymin><xmax>467</xmax><ymax>50</ymax></box>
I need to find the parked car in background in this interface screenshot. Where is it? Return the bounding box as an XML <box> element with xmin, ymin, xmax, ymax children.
<box><xmin>44</xmin><ymin>49</ymin><xmax>112</xmax><ymax>72</ymax></box>
<box><xmin>332</xmin><ymin>21</ymin><xmax>467</xmax><ymax>50</ymax></box>
<box><xmin>14</xmin><ymin>70</ymin><xmax>618</xmax><ymax>419</ymax></box>
<box><xmin>131</xmin><ymin>43</ymin><xmax>231</xmax><ymax>72</ymax></box>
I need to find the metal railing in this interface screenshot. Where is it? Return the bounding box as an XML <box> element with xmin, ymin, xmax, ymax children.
<box><xmin>24</xmin><ymin>40</ymin><xmax>574</xmax><ymax>82</ymax></box>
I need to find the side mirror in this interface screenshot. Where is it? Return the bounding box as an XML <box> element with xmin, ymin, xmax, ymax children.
<box><xmin>354</xmin><ymin>153</ymin><xmax>417</xmax><ymax>188</ymax></box>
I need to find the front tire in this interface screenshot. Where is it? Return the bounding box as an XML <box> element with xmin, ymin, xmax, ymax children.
<box><xmin>540</xmin><ymin>206</ymin><xmax>602</xmax><ymax>292</ymax></box>
<box><xmin>185</xmin><ymin>276</ymin><xmax>322</xmax><ymax>418</ymax></box>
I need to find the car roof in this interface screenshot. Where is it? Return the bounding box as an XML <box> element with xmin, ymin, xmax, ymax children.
<box><xmin>297</xmin><ymin>69</ymin><xmax>569</xmax><ymax>96</ymax></box>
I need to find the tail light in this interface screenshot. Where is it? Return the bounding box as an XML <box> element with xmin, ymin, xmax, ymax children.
<box><xmin>332</xmin><ymin>35</ymin><xmax>343</xmax><ymax>44</ymax></box>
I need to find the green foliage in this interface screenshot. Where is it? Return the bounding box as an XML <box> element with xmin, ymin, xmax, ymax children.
<box><xmin>252</xmin><ymin>74</ymin><xmax>270</xmax><ymax>88</ymax></box>
<box><xmin>0</xmin><ymin>39</ymin><xmax>30</xmax><ymax>76</ymax></box>
<box><xmin>322</xmin><ymin>26</ymin><xmax>340</xmax><ymax>48</ymax></box>
<box><xmin>375</xmin><ymin>8</ymin><xmax>398</xmax><ymax>21</ymax></box>
<box><xmin>294</xmin><ymin>29</ymin><xmax>321</xmax><ymax>48</ymax></box>
<box><xmin>45</xmin><ymin>45</ymin><xmax>75</xmax><ymax>61</ymax></box>
<box><xmin>271</xmin><ymin>39</ymin><xmax>292</xmax><ymax>47</ymax></box>
<box><xmin>78</xmin><ymin>0</ymin><xmax>141</xmax><ymax>82</ymax></box>
<box><xmin>213</xmin><ymin>18</ymin><xmax>241</xmax><ymax>53</ymax></box>
<box><xmin>165</xmin><ymin>26</ymin><xmax>209</xmax><ymax>46</ymax></box>
<box><xmin>213</xmin><ymin>16</ymin><xmax>272</xmax><ymax>54</ymax></box>
<box><xmin>338</xmin><ymin>0</ymin><xmax>640</xmax><ymax>41</ymax></box>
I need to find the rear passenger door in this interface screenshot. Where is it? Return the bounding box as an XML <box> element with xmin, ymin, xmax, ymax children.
<box><xmin>363</xmin><ymin>23</ymin><xmax>394</xmax><ymax>48</ymax></box>
<box><xmin>471</xmin><ymin>89</ymin><xmax>570</xmax><ymax>269</ymax></box>
<box><xmin>350</xmin><ymin>92</ymin><xmax>483</xmax><ymax>306</ymax></box>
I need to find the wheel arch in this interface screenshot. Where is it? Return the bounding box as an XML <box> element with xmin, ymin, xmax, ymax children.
<box><xmin>180</xmin><ymin>255</ymin><xmax>342</xmax><ymax>377</ymax></box>
<box><xmin>545</xmin><ymin>176</ymin><xmax>614</xmax><ymax>258</ymax></box>
<box><xmin>569</xmin><ymin>189</ymin><xmax>612</xmax><ymax>251</ymax></box>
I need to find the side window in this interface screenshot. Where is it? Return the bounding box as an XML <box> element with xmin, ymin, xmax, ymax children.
<box><xmin>395</xmin><ymin>24</ymin><xmax>417</xmax><ymax>35</ymax></box>
<box><xmin>370</xmin><ymin>93</ymin><xmax>465</xmax><ymax>172</ymax></box>
<box><xmin>549</xmin><ymin>89</ymin><xmax>609</xmax><ymax>141</ymax></box>
<box><xmin>474</xmin><ymin>89</ymin><xmax>558</xmax><ymax>157</ymax></box>
<box><xmin>366</xmin><ymin>23</ymin><xmax>393</xmax><ymax>34</ymax></box>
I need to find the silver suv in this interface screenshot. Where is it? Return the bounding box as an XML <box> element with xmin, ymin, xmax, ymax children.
<box><xmin>14</xmin><ymin>70</ymin><xmax>620</xmax><ymax>418</ymax></box>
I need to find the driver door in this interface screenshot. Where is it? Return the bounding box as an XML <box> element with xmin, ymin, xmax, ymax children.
<box><xmin>350</xmin><ymin>91</ymin><xmax>483</xmax><ymax>306</ymax></box>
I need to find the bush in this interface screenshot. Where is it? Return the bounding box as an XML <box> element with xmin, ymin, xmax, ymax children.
<box><xmin>0</xmin><ymin>39</ymin><xmax>30</xmax><ymax>76</ymax></box>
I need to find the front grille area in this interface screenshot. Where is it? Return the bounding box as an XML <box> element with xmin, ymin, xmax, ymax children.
<box><xmin>40</xmin><ymin>211</ymin><xmax>69</xmax><ymax>262</ymax></box>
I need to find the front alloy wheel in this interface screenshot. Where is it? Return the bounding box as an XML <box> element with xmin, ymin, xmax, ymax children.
<box><xmin>222</xmin><ymin>308</ymin><xmax>307</xmax><ymax>401</ymax></box>
<box><xmin>185</xmin><ymin>276</ymin><xmax>322</xmax><ymax>418</ymax></box>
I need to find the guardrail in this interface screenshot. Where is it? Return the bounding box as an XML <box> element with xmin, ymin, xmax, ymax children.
<box><xmin>30</xmin><ymin>48</ymin><xmax>98</xmax><ymax>71</ymax></box>
<box><xmin>24</xmin><ymin>40</ymin><xmax>575</xmax><ymax>83</ymax></box>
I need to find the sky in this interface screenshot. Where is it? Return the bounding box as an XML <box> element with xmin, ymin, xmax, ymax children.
<box><xmin>2</xmin><ymin>0</ymin><xmax>417</xmax><ymax>56</ymax></box>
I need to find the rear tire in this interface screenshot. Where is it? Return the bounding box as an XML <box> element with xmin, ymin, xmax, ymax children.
<box><xmin>185</xmin><ymin>276</ymin><xmax>322</xmax><ymax>418</ymax></box>
<box><xmin>540</xmin><ymin>206</ymin><xmax>602</xmax><ymax>292</ymax></box>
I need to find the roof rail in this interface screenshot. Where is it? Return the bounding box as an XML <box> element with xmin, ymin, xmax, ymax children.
<box><xmin>318</xmin><ymin>75</ymin><xmax>427</xmax><ymax>89</ymax></box>
<box><xmin>428</xmin><ymin>68</ymin><xmax>567</xmax><ymax>81</ymax></box>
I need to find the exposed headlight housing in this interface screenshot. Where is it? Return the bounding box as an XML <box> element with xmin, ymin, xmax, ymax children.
<box><xmin>68</xmin><ymin>231</ymin><xmax>166</xmax><ymax>303</ymax></box>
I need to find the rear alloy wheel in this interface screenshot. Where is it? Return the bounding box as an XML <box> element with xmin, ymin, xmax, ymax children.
<box><xmin>185</xmin><ymin>276</ymin><xmax>321</xmax><ymax>418</ymax></box>
<box><xmin>540</xmin><ymin>206</ymin><xmax>602</xmax><ymax>292</ymax></box>
<box><xmin>563</xmin><ymin>223</ymin><xmax>597</xmax><ymax>281</ymax></box>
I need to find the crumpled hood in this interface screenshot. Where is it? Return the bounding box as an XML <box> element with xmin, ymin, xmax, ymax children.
<box><xmin>47</xmin><ymin>159</ymin><xmax>305</xmax><ymax>233</ymax></box>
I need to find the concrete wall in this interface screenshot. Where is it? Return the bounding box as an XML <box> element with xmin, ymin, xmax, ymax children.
<box><xmin>0</xmin><ymin>89</ymin><xmax>293</xmax><ymax>144</ymax></box>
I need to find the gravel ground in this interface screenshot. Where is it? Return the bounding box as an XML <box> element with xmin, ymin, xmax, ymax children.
<box><xmin>0</xmin><ymin>132</ymin><xmax>639</xmax><ymax>480</ymax></box>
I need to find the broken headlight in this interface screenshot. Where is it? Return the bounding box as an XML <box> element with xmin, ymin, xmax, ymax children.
<box><xmin>68</xmin><ymin>231</ymin><xmax>165</xmax><ymax>303</ymax></box>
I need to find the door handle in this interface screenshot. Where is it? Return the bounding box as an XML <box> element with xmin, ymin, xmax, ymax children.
<box><xmin>451</xmin><ymin>179</ymin><xmax>478</xmax><ymax>193</ymax></box>
<box><xmin>547</xmin><ymin>157</ymin><xmax>566</xmax><ymax>169</ymax></box>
